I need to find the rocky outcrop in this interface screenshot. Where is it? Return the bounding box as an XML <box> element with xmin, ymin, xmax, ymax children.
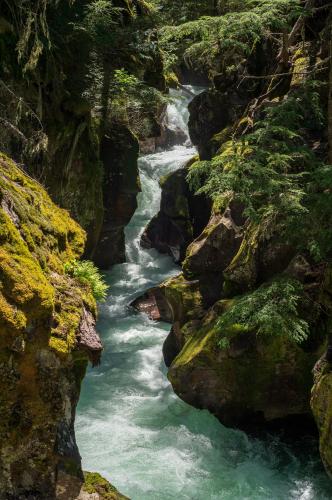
<box><xmin>0</xmin><ymin>154</ymin><xmax>103</xmax><ymax>499</ymax></box>
<box><xmin>160</xmin><ymin>216</ymin><xmax>323</xmax><ymax>429</ymax></box>
<box><xmin>92</xmin><ymin>126</ymin><xmax>140</xmax><ymax>269</ymax></box>
<box><xmin>56</xmin><ymin>471</ymin><xmax>129</xmax><ymax>500</ymax></box>
<box><xmin>183</xmin><ymin>203</ymin><xmax>244</xmax><ymax>306</ymax></box>
<box><xmin>168</xmin><ymin>300</ymin><xmax>322</xmax><ymax>427</ymax></box>
<box><xmin>188</xmin><ymin>89</ymin><xmax>248</xmax><ymax>160</ymax></box>
<box><xmin>311</xmin><ymin>361</ymin><xmax>332</xmax><ymax>478</ymax></box>
<box><xmin>141</xmin><ymin>163</ymin><xmax>211</xmax><ymax>262</ymax></box>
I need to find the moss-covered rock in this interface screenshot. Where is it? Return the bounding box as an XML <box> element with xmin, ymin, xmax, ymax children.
<box><xmin>82</xmin><ymin>472</ymin><xmax>129</xmax><ymax>500</ymax></box>
<box><xmin>56</xmin><ymin>471</ymin><xmax>129</xmax><ymax>500</ymax></box>
<box><xmin>133</xmin><ymin>273</ymin><xmax>205</xmax><ymax>325</ymax></box>
<box><xmin>183</xmin><ymin>203</ymin><xmax>244</xmax><ymax>306</ymax></box>
<box><xmin>0</xmin><ymin>154</ymin><xmax>102</xmax><ymax>498</ymax></box>
<box><xmin>168</xmin><ymin>300</ymin><xmax>323</xmax><ymax>427</ymax></box>
<box><xmin>311</xmin><ymin>362</ymin><xmax>332</xmax><ymax>478</ymax></box>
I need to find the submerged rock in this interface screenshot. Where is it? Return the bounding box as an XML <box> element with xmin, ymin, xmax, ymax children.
<box><xmin>0</xmin><ymin>154</ymin><xmax>102</xmax><ymax>498</ymax></box>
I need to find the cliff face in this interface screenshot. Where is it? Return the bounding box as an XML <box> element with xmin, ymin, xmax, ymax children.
<box><xmin>0</xmin><ymin>154</ymin><xmax>102</xmax><ymax>498</ymax></box>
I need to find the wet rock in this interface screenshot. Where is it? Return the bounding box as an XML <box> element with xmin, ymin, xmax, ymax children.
<box><xmin>93</xmin><ymin>126</ymin><xmax>140</xmax><ymax>269</ymax></box>
<box><xmin>183</xmin><ymin>203</ymin><xmax>244</xmax><ymax>305</ymax></box>
<box><xmin>141</xmin><ymin>165</ymin><xmax>211</xmax><ymax>262</ymax></box>
<box><xmin>168</xmin><ymin>300</ymin><xmax>322</xmax><ymax>428</ymax></box>
<box><xmin>131</xmin><ymin>290</ymin><xmax>162</xmax><ymax>321</ymax></box>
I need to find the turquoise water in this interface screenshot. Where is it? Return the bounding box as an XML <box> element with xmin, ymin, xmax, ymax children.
<box><xmin>76</xmin><ymin>89</ymin><xmax>331</xmax><ymax>499</ymax></box>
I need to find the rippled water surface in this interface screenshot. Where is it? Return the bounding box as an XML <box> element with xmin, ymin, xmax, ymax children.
<box><xmin>76</xmin><ymin>88</ymin><xmax>331</xmax><ymax>499</ymax></box>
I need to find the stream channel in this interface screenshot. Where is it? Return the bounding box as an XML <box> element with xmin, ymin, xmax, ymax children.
<box><xmin>76</xmin><ymin>87</ymin><xmax>331</xmax><ymax>500</ymax></box>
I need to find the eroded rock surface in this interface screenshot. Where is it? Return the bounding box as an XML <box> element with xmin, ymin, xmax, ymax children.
<box><xmin>168</xmin><ymin>300</ymin><xmax>321</xmax><ymax>427</ymax></box>
<box><xmin>93</xmin><ymin>126</ymin><xmax>140</xmax><ymax>269</ymax></box>
<box><xmin>141</xmin><ymin>164</ymin><xmax>211</xmax><ymax>262</ymax></box>
<box><xmin>0</xmin><ymin>154</ymin><xmax>102</xmax><ymax>499</ymax></box>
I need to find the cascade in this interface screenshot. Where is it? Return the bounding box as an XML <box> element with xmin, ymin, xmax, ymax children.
<box><xmin>76</xmin><ymin>88</ymin><xmax>330</xmax><ymax>500</ymax></box>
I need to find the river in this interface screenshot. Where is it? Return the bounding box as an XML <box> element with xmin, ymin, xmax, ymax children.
<box><xmin>76</xmin><ymin>88</ymin><xmax>331</xmax><ymax>500</ymax></box>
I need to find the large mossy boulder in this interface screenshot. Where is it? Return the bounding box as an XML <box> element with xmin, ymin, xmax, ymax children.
<box><xmin>168</xmin><ymin>301</ymin><xmax>323</xmax><ymax>427</ymax></box>
<box><xmin>0</xmin><ymin>154</ymin><xmax>102</xmax><ymax>498</ymax></box>
<box><xmin>132</xmin><ymin>274</ymin><xmax>205</xmax><ymax>325</ymax></box>
<box><xmin>183</xmin><ymin>203</ymin><xmax>244</xmax><ymax>306</ymax></box>
<box><xmin>311</xmin><ymin>363</ymin><xmax>332</xmax><ymax>478</ymax></box>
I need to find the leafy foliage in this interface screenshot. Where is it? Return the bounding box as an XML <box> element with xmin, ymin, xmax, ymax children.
<box><xmin>79</xmin><ymin>0</ymin><xmax>165</xmax><ymax>136</ymax></box>
<box><xmin>64</xmin><ymin>260</ymin><xmax>109</xmax><ymax>302</ymax></box>
<box><xmin>217</xmin><ymin>277</ymin><xmax>309</xmax><ymax>346</ymax></box>
<box><xmin>188</xmin><ymin>82</ymin><xmax>332</xmax><ymax>259</ymax></box>
<box><xmin>159</xmin><ymin>0</ymin><xmax>301</xmax><ymax>74</ymax></box>
<box><xmin>151</xmin><ymin>0</ymin><xmax>216</xmax><ymax>25</ymax></box>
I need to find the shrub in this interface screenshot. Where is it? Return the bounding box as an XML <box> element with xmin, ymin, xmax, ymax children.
<box><xmin>217</xmin><ymin>277</ymin><xmax>309</xmax><ymax>347</ymax></box>
<box><xmin>64</xmin><ymin>260</ymin><xmax>109</xmax><ymax>302</ymax></box>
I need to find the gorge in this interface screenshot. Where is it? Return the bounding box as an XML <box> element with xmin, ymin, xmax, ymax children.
<box><xmin>76</xmin><ymin>88</ymin><xmax>331</xmax><ymax>499</ymax></box>
<box><xmin>1</xmin><ymin>1</ymin><xmax>332</xmax><ymax>499</ymax></box>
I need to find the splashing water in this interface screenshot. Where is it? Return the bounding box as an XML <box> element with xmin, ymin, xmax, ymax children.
<box><xmin>76</xmin><ymin>87</ymin><xmax>331</xmax><ymax>499</ymax></box>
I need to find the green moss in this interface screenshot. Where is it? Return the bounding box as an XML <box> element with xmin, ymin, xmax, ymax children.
<box><xmin>0</xmin><ymin>153</ymin><xmax>96</xmax><ymax>357</ymax></box>
<box><xmin>311</xmin><ymin>368</ymin><xmax>332</xmax><ymax>476</ymax></box>
<box><xmin>165</xmin><ymin>71</ymin><xmax>180</xmax><ymax>88</ymax></box>
<box><xmin>161</xmin><ymin>274</ymin><xmax>204</xmax><ymax>325</ymax></box>
<box><xmin>169</xmin><ymin>297</ymin><xmax>319</xmax><ymax>421</ymax></box>
<box><xmin>224</xmin><ymin>222</ymin><xmax>259</xmax><ymax>289</ymax></box>
<box><xmin>83</xmin><ymin>472</ymin><xmax>129</xmax><ymax>500</ymax></box>
<box><xmin>211</xmin><ymin>125</ymin><xmax>233</xmax><ymax>152</ymax></box>
<box><xmin>291</xmin><ymin>47</ymin><xmax>310</xmax><ymax>88</ymax></box>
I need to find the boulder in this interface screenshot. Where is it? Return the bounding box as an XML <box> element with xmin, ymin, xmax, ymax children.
<box><xmin>183</xmin><ymin>203</ymin><xmax>244</xmax><ymax>305</ymax></box>
<box><xmin>168</xmin><ymin>300</ymin><xmax>322</xmax><ymax>428</ymax></box>
<box><xmin>93</xmin><ymin>126</ymin><xmax>140</xmax><ymax>269</ymax></box>
<box><xmin>132</xmin><ymin>274</ymin><xmax>205</xmax><ymax>325</ymax></box>
<box><xmin>141</xmin><ymin>165</ymin><xmax>211</xmax><ymax>262</ymax></box>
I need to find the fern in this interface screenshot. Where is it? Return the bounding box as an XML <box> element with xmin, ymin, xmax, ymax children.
<box><xmin>217</xmin><ymin>277</ymin><xmax>309</xmax><ymax>346</ymax></box>
<box><xmin>64</xmin><ymin>260</ymin><xmax>109</xmax><ymax>302</ymax></box>
<box><xmin>187</xmin><ymin>83</ymin><xmax>331</xmax><ymax>257</ymax></box>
